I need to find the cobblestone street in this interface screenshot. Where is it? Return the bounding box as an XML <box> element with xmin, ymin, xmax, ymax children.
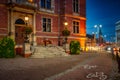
<box><xmin>0</xmin><ymin>52</ymin><xmax>117</xmax><ymax>80</ymax></box>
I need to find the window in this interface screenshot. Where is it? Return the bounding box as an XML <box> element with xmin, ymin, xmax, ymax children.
<box><xmin>16</xmin><ymin>0</ymin><xmax>21</xmax><ymax>3</ymax></box>
<box><xmin>73</xmin><ymin>0</ymin><xmax>79</xmax><ymax>13</ymax></box>
<box><xmin>73</xmin><ymin>21</ymin><xmax>79</xmax><ymax>33</ymax></box>
<box><xmin>42</xmin><ymin>18</ymin><xmax>51</xmax><ymax>32</ymax></box>
<box><xmin>16</xmin><ymin>0</ymin><xmax>27</xmax><ymax>4</ymax></box>
<box><xmin>41</xmin><ymin>0</ymin><xmax>51</xmax><ymax>9</ymax></box>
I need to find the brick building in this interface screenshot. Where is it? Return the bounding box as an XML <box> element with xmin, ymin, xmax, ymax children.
<box><xmin>0</xmin><ymin>0</ymin><xmax>86</xmax><ymax>49</ymax></box>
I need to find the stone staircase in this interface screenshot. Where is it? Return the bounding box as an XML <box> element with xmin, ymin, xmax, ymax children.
<box><xmin>30</xmin><ymin>45</ymin><xmax>69</xmax><ymax>58</ymax></box>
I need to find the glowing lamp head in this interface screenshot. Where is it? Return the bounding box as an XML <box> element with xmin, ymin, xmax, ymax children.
<box><xmin>25</xmin><ymin>16</ymin><xmax>29</xmax><ymax>21</ymax></box>
<box><xmin>64</xmin><ymin>22</ymin><xmax>68</xmax><ymax>26</ymax></box>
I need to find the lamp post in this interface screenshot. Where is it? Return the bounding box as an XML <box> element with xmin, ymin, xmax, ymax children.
<box><xmin>63</xmin><ymin>21</ymin><xmax>68</xmax><ymax>43</ymax></box>
<box><xmin>94</xmin><ymin>25</ymin><xmax>102</xmax><ymax>46</ymax></box>
<box><xmin>24</xmin><ymin>16</ymin><xmax>29</xmax><ymax>43</ymax></box>
<box><xmin>23</xmin><ymin>16</ymin><xmax>32</xmax><ymax>57</ymax></box>
<box><xmin>92</xmin><ymin>32</ymin><xmax>97</xmax><ymax>46</ymax></box>
<box><xmin>62</xmin><ymin>20</ymin><xmax>70</xmax><ymax>53</ymax></box>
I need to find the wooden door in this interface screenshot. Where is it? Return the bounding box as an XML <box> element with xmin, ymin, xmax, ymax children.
<box><xmin>15</xmin><ymin>26</ymin><xmax>24</xmax><ymax>45</ymax></box>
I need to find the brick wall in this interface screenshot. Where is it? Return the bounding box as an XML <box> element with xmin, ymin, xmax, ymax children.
<box><xmin>0</xmin><ymin>0</ymin><xmax>8</xmax><ymax>4</ymax></box>
<box><xmin>0</xmin><ymin>4</ymin><xmax>8</xmax><ymax>36</ymax></box>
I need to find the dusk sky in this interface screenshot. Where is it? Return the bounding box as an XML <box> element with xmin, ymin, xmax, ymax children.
<box><xmin>86</xmin><ymin>0</ymin><xmax>120</xmax><ymax>42</ymax></box>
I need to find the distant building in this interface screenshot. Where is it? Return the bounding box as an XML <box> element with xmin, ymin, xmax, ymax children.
<box><xmin>86</xmin><ymin>34</ymin><xmax>96</xmax><ymax>47</ymax></box>
<box><xmin>115</xmin><ymin>20</ymin><xmax>120</xmax><ymax>46</ymax></box>
<box><xmin>0</xmin><ymin>0</ymin><xmax>86</xmax><ymax>49</ymax></box>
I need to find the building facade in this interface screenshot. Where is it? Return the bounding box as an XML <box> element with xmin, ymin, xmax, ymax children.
<box><xmin>0</xmin><ymin>0</ymin><xmax>86</xmax><ymax>49</ymax></box>
<box><xmin>116</xmin><ymin>20</ymin><xmax>120</xmax><ymax>46</ymax></box>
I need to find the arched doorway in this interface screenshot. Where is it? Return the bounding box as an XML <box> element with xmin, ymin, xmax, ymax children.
<box><xmin>15</xmin><ymin>18</ymin><xmax>25</xmax><ymax>45</ymax></box>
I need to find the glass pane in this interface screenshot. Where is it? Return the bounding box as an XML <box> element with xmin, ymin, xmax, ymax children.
<box><xmin>43</xmin><ymin>18</ymin><xmax>46</xmax><ymax>22</ymax></box>
<box><xmin>47</xmin><ymin>0</ymin><xmax>51</xmax><ymax>9</ymax></box>
<box><xmin>77</xmin><ymin>26</ymin><xmax>79</xmax><ymax>33</ymax></box>
<box><xmin>43</xmin><ymin>23</ymin><xmax>46</xmax><ymax>32</ymax></box>
<box><xmin>47</xmin><ymin>24</ymin><xmax>51</xmax><ymax>32</ymax></box>
<box><xmin>41</xmin><ymin>0</ymin><xmax>46</xmax><ymax>8</ymax></box>
<box><xmin>73</xmin><ymin>26</ymin><xmax>75</xmax><ymax>33</ymax></box>
<box><xmin>76</xmin><ymin>3</ymin><xmax>78</xmax><ymax>13</ymax></box>
<box><xmin>77</xmin><ymin>22</ymin><xmax>79</xmax><ymax>25</ymax></box>
<box><xmin>48</xmin><ymin>19</ymin><xmax>51</xmax><ymax>23</ymax></box>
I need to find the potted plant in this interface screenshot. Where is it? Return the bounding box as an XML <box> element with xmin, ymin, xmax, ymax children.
<box><xmin>62</xmin><ymin>27</ymin><xmax>70</xmax><ymax>43</ymax></box>
<box><xmin>23</xmin><ymin>26</ymin><xmax>33</xmax><ymax>43</ymax></box>
<box><xmin>24</xmin><ymin>26</ymin><xmax>33</xmax><ymax>35</ymax></box>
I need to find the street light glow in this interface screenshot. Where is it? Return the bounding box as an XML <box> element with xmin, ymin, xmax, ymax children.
<box><xmin>94</xmin><ymin>25</ymin><xmax>97</xmax><ymax>28</ymax></box>
<box><xmin>100</xmin><ymin>25</ymin><xmax>102</xmax><ymax>28</ymax></box>
<box><xmin>64</xmin><ymin>22</ymin><xmax>68</xmax><ymax>26</ymax></box>
<box><xmin>25</xmin><ymin>16</ymin><xmax>29</xmax><ymax>21</ymax></box>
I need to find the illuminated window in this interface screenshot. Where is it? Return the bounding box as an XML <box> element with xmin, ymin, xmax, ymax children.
<box><xmin>42</xmin><ymin>18</ymin><xmax>51</xmax><ymax>32</ymax></box>
<box><xmin>41</xmin><ymin>0</ymin><xmax>51</xmax><ymax>9</ymax></box>
<box><xmin>73</xmin><ymin>0</ymin><xmax>79</xmax><ymax>13</ymax></box>
<box><xmin>73</xmin><ymin>21</ymin><xmax>79</xmax><ymax>33</ymax></box>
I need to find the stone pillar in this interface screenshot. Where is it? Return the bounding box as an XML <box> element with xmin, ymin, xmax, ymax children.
<box><xmin>32</xmin><ymin>12</ymin><xmax>37</xmax><ymax>46</ymax></box>
<box><xmin>9</xmin><ymin>8</ymin><xmax>15</xmax><ymax>40</ymax></box>
<box><xmin>23</xmin><ymin>43</ymin><xmax>32</xmax><ymax>58</ymax></box>
<box><xmin>63</xmin><ymin>43</ymin><xmax>70</xmax><ymax>54</ymax></box>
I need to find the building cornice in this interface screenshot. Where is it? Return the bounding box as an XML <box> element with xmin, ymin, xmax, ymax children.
<box><xmin>62</xmin><ymin>14</ymin><xmax>86</xmax><ymax>20</ymax></box>
<box><xmin>9</xmin><ymin>6</ymin><xmax>36</xmax><ymax>14</ymax></box>
<box><xmin>37</xmin><ymin>11</ymin><xmax>58</xmax><ymax>17</ymax></box>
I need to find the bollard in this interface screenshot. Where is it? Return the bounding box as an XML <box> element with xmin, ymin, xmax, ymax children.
<box><xmin>116</xmin><ymin>52</ymin><xmax>120</xmax><ymax>73</ymax></box>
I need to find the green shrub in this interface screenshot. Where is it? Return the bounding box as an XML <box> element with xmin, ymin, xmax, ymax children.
<box><xmin>0</xmin><ymin>37</ymin><xmax>15</xmax><ymax>58</ymax></box>
<box><xmin>70</xmin><ymin>40</ymin><xmax>80</xmax><ymax>54</ymax></box>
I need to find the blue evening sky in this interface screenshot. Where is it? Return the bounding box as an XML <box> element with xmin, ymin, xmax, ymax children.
<box><xmin>86</xmin><ymin>0</ymin><xmax>120</xmax><ymax>42</ymax></box>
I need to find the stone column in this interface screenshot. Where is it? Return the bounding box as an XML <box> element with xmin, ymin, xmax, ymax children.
<box><xmin>23</xmin><ymin>43</ymin><xmax>32</xmax><ymax>58</ymax></box>
<box><xmin>32</xmin><ymin>12</ymin><xmax>37</xmax><ymax>46</ymax></box>
<box><xmin>9</xmin><ymin>8</ymin><xmax>15</xmax><ymax>40</ymax></box>
<box><xmin>63</xmin><ymin>43</ymin><xmax>70</xmax><ymax>54</ymax></box>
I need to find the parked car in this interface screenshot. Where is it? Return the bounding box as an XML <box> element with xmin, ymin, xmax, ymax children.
<box><xmin>105</xmin><ymin>46</ymin><xmax>113</xmax><ymax>53</ymax></box>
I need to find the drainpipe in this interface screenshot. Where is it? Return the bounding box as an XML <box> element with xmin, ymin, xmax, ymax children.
<box><xmin>58</xmin><ymin>0</ymin><xmax>60</xmax><ymax>46</ymax></box>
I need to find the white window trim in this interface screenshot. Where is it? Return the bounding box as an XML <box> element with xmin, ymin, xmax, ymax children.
<box><xmin>42</xmin><ymin>17</ymin><xmax>52</xmax><ymax>32</ymax></box>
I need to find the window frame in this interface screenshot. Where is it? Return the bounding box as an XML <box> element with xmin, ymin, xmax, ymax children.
<box><xmin>73</xmin><ymin>21</ymin><xmax>79</xmax><ymax>34</ymax></box>
<box><xmin>40</xmin><ymin>0</ymin><xmax>52</xmax><ymax>10</ymax></box>
<box><xmin>73</xmin><ymin>0</ymin><xmax>79</xmax><ymax>13</ymax></box>
<box><xmin>42</xmin><ymin>17</ymin><xmax>52</xmax><ymax>32</ymax></box>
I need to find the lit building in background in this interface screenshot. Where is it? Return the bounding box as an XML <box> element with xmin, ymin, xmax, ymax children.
<box><xmin>0</xmin><ymin>0</ymin><xmax>86</xmax><ymax>49</ymax></box>
<box><xmin>115</xmin><ymin>20</ymin><xmax>120</xmax><ymax>46</ymax></box>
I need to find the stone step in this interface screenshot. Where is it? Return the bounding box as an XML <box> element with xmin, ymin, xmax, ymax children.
<box><xmin>30</xmin><ymin>46</ymin><xmax>69</xmax><ymax>58</ymax></box>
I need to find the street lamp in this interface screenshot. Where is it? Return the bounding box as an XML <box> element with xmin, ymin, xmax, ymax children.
<box><xmin>94</xmin><ymin>24</ymin><xmax>102</xmax><ymax>46</ymax></box>
<box><xmin>24</xmin><ymin>16</ymin><xmax>29</xmax><ymax>43</ymax></box>
<box><xmin>63</xmin><ymin>21</ymin><xmax>69</xmax><ymax>43</ymax></box>
<box><xmin>64</xmin><ymin>22</ymin><xmax>68</xmax><ymax>26</ymax></box>
<box><xmin>25</xmin><ymin>16</ymin><xmax>29</xmax><ymax>25</ymax></box>
<box><xmin>92</xmin><ymin>32</ymin><xmax>97</xmax><ymax>46</ymax></box>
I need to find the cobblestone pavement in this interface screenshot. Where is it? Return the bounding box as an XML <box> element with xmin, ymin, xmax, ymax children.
<box><xmin>0</xmin><ymin>52</ymin><xmax>117</xmax><ymax>80</ymax></box>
